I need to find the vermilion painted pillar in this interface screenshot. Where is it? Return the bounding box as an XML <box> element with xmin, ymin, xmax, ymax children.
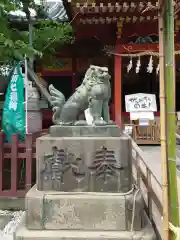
<box><xmin>114</xmin><ymin>47</ymin><xmax>122</xmax><ymax>127</ymax></box>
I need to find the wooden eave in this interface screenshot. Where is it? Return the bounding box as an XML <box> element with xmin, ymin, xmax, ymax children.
<box><xmin>64</xmin><ymin>0</ymin><xmax>180</xmax><ymax>24</ymax></box>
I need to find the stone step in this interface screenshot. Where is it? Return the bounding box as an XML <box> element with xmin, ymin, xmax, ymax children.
<box><xmin>26</xmin><ymin>185</ymin><xmax>144</xmax><ymax>231</ymax></box>
<box><xmin>15</xmin><ymin>222</ymin><xmax>156</xmax><ymax>240</ymax></box>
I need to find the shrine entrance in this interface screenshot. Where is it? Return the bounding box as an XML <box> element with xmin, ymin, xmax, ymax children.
<box><xmin>122</xmin><ymin>56</ymin><xmax>160</xmax><ymax>114</ymax></box>
<box><xmin>121</xmin><ymin>56</ymin><xmax>161</xmax><ymax>144</ymax></box>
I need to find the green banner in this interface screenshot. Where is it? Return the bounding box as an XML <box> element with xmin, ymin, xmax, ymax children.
<box><xmin>2</xmin><ymin>63</ymin><xmax>25</xmax><ymax>142</ymax></box>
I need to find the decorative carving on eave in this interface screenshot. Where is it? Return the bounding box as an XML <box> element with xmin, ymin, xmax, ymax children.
<box><xmin>175</xmin><ymin>20</ymin><xmax>180</xmax><ymax>36</ymax></box>
<box><xmin>70</xmin><ymin>1</ymin><xmax>178</xmax><ymax>15</ymax></box>
<box><xmin>78</xmin><ymin>15</ymin><xmax>158</xmax><ymax>24</ymax></box>
<box><xmin>128</xmin><ymin>36</ymin><xmax>158</xmax><ymax>44</ymax></box>
<box><xmin>73</xmin><ymin>1</ymin><xmax>179</xmax><ymax>25</ymax></box>
<box><xmin>116</xmin><ymin>18</ymin><xmax>124</xmax><ymax>39</ymax></box>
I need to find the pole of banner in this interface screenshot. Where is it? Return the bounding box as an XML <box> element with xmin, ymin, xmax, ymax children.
<box><xmin>25</xmin><ymin>56</ymin><xmax>28</xmax><ymax>134</ymax></box>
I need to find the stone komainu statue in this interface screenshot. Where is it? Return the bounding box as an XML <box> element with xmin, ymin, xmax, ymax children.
<box><xmin>49</xmin><ymin>65</ymin><xmax>111</xmax><ymax>125</ymax></box>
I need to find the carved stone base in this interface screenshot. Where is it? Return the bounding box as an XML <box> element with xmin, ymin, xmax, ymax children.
<box><xmin>49</xmin><ymin>124</ymin><xmax>123</xmax><ymax>137</ymax></box>
<box><xmin>14</xmin><ymin>187</ymin><xmax>156</xmax><ymax>240</ymax></box>
<box><xmin>36</xmin><ymin>134</ymin><xmax>132</xmax><ymax>192</ymax></box>
<box><xmin>25</xmin><ymin>185</ymin><xmax>143</xmax><ymax>231</ymax></box>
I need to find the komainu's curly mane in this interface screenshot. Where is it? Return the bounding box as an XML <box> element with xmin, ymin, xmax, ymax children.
<box><xmin>76</xmin><ymin>65</ymin><xmax>110</xmax><ymax>92</ymax></box>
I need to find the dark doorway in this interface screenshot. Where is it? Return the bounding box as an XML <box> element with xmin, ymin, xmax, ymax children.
<box><xmin>44</xmin><ymin>76</ymin><xmax>72</xmax><ymax>100</ymax></box>
<box><xmin>122</xmin><ymin>57</ymin><xmax>160</xmax><ymax>112</ymax></box>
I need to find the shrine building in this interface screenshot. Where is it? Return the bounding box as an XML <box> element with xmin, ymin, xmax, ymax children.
<box><xmin>37</xmin><ymin>0</ymin><xmax>180</xmax><ymax>128</ymax></box>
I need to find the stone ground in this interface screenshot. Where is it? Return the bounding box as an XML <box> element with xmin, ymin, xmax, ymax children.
<box><xmin>139</xmin><ymin>145</ymin><xmax>180</xmax><ymax>238</ymax></box>
<box><xmin>140</xmin><ymin>146</ymin><xmax>162</xmax><ymax>183</ymax></box>
<box><xmin>140</xmin><ymin>145</ymin><xmax>180</xmax><ymax>184</ymax></box>
<box><xmin>0</xmin><ymin>210</ymin><xmax>24</xmax><ymax>240</ymax></box>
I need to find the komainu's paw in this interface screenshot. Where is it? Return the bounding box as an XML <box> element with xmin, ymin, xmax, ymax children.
<box><xmin>107</xmin><ymin>120</ymin><xmax>115</xmax><ymax>125</ymax></box>
<box><xmin>58</xmin><ymin>121</ymin><xmax>73</xmax><ymax>126</ymax></box>
<box><xmin>93</xmin><ymin>119</ymin><xmax>107</xmax><ymax>126</ymax></box>
<box><xmin>74</xmin><ymin>120</ymin><xmax>88</xmax><ymax>126</ymax></box>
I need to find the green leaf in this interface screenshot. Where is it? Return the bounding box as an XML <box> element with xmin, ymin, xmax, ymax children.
<box><xmin>0</xmin><ymin>0</ymin><xmax>74</xmax><ymax>64</ymax></box>
<box><xmin>4</xmin><ymin>39</ymin><xmax>14</xmax><ymax>47</ymax></box>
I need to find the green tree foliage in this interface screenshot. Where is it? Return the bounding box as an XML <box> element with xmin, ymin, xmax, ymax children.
<box><xmin>0</xmin><ymin>0</ymin><xmax>74</xmax><ymax>64</ymax></box>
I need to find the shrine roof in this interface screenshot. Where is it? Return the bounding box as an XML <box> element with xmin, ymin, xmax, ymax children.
<box><xmin>9</xmin><ymin>0</ymin><xmax>68</xmax><ymax>22</ymax></box>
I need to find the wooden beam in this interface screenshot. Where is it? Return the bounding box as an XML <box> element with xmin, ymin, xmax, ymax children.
<box><xmin>68</xmin><ymin>0</ymin><xmax>158</xmax><ymax>3</ymax></box>
<box><xmin>116</xmin><ymin>43</ymin><xmax>180</xmax><ymax>53</ymax></box>
<box><xmin>73</xmin><ymin>9</ymin><xmax>158</xmax><ymax>17</ymax></box>
<box><xmin>77</xmin><ymin>16</ymin><xmax>159</xmax><ymax>24</ymax></box>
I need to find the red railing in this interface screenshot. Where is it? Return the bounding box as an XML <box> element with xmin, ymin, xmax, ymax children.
<box><xmin>0</xmin><ymin>130</ymin><xmax>47</xmax><ymax>197</ymax></box>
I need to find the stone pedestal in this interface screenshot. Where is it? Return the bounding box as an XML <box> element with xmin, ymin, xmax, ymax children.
<box><xmin>36</xmin><ymin>132</ymin><xmax>132</xmax><ymax>192</ymax></box>
<box><xmin>14</xmin><ymin>125</ymin><xmax>156</xmax><ymax>240</ymax></box>
<box><xmin>26</xmin><ymin>185</ymin><xmax>143</xmax><ymax>231</ymax></box>
<box><xmin>49</xmin><ymin>125</ymin><xmax>123</xmax><ymax>137</ymax></box>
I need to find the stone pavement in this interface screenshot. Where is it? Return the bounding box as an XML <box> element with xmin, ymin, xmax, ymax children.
<box><xmin>0</xmin><ymin>210</ymin><xmax>24</xmax><ymax>240</ymax></box>
<box><xmin>140</xmin><ymin>146</ymin><xmax>162</xmax><ymax>183</ymax></box>
<box><xmin>140</xmin><ymin>145</ymin><xmax>180</xmax><ymax>184</ymax></box>
<box><xmin>139</xmin><ymin>145</ymin><xmax>180</xmax><ymax>239</ymax></box>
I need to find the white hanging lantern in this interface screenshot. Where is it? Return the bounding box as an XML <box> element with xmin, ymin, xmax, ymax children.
<box><xmin>147</xmin><ymin>56</ymin><xmax>153</xmax><ymax>73</ymax></box>
<box><xmin>136</xmin><ymin>57</ymin><xmax>141</xmax><ymax>73</ymax></box>
<box><xmin>127</xmin><ymin>57</ymin><xmax>133</xmax><ymax>73</ymax></box>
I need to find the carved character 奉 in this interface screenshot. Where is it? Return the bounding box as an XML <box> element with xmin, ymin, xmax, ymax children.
<box><xmin>49</xmin><ymin>65</ymin><xmax>112</xmax><ymax>125</ymax></box>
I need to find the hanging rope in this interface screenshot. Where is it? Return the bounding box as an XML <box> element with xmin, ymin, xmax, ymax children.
<box><xmin>161</xmin><ymin>217</ymin><xmax>180</xmax><ymax>239</ymax></box>
<box><xmin>169</xmin><ymin>222</ymin><xmax>180</xmax><ymax>239</ymax></box>
<box><xmin>104</xmin><ymin>47</ymin><xmax>180</xmax><ymax>58</ymax></box>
